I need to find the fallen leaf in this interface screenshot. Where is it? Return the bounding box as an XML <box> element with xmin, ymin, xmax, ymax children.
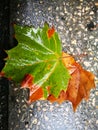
<box><xmin>2</xmin><ymin>24</ymin><xmax>95</xmax><ymax>111</ymax></box>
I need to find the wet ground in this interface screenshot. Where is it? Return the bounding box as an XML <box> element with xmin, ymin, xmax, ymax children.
<box><xmin>0</xmin><ymin>0</ymin><xmax>98</xmax><ymax>130</ymax></box>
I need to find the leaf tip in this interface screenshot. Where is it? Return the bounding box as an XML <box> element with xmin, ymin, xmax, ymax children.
<box><xmin>21</xmin><ymin>74</ymin><xmax>33</xmax><ymax>89</ymax></box>
<box><xmin>47</xmin><ymin>26</ymin><xmax>55</xmax><ymax>39</ymax></box>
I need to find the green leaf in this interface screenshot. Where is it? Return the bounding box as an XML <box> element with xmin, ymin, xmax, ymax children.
<box><xmin>3</xmin><ymin>24</ymin><xmax>70</xmax><ymax>98</ymax></box>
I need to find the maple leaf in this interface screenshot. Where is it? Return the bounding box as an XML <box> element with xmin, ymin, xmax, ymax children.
<box><xmin>2</xmin><ymin>23</ymin><xmax>70</xmax><ymax>99</ymax></box>
<box><xmin>2</xmin><ymin>24</ymin><xmax>95</xmax><ymax>111</ymax></box>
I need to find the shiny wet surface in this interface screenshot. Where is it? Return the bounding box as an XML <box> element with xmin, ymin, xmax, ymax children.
<box><xmin>0</xmin><ymin>0</ymin><xmax>98</xmax><ymax>130</ymax></box>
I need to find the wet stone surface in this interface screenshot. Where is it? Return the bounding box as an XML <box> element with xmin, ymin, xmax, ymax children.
<box><xmin>9</xmin><ymin>0</ymin><xmax>98</xmax><ymax>130</ymax></box>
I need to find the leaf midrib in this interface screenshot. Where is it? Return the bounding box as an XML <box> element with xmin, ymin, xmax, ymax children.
<box><xmin>34</xmin><ymin>61</ymin><xmax>59</xmax><ymax>87</ymax></box>
<box><xmin>8</xmin><ymin>56</ymin><xmax>59</xmax><ymax>67</ymax></box>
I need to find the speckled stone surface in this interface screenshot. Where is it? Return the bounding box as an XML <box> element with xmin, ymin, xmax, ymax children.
<box><xmin>8</xmin><ymin>0</ymin><xmax>98</xmax><ymax>130</ymax></box>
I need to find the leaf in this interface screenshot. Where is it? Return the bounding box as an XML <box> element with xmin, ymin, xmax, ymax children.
<box><xmin>2</xmin><ymin>24</ymin><xmax>95</xmax><ymax>111</ymax></box>
<box><xmin>2</xmin><ymin>24</ymin><xmax>70</xmax><ymax>98</ymax></box>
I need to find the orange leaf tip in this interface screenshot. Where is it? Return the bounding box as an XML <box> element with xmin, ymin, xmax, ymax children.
<box><xmin>47</xmin><ymin>26</ymin><xmax>55</xmax><ymax>38</ymax></box>
<box><xmin>21</xmin><ymin>74</ymin><xmax>33</xmax><ymax>89</ymax></box>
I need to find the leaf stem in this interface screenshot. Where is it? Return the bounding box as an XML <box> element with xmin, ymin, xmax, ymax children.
<box><xmin>59</xmin><ymin>53</ymin><xmax>88</xmax><ymax>60</ymax></box>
